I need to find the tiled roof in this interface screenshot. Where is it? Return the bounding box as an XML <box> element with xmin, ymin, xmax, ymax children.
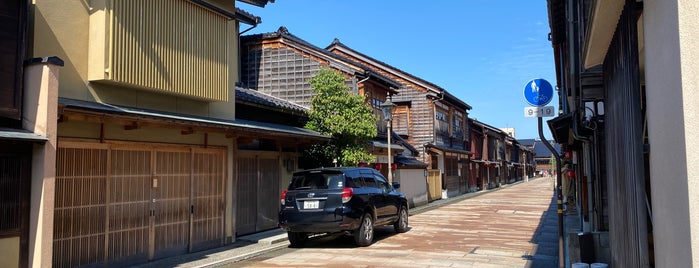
<box><xmin>242</xmin><ymin>27</ymin><xmax>402</xmax><ymax>90</ymax></box>
<box><xmin>235</xmin><ymin>7</ymin><xmax>261</xmax><ymax>25</ymax></box>
<box><xmin>58</xmin><ymin>98</ymin><xmax>328</xmax><ymax>140</ymax></box>
<box><xmin>236</xmin><ymin>87</ymin><xmax>308</xmax><ymax>114</ymax></box>
<box><xmin>326</xmin><ymin>39</ymin><xmax>472</xmax><ymax>110</ymax></box>
<box><xmin>533</xmin><ymin>140</ymin><xmax>561</xmax><ymax>158</ymax></box>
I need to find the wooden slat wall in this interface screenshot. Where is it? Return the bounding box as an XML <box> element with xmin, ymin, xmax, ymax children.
<box><xmin>191</xmin><ymin>148</ymin><xmax>225</xmax><ymax>250</ymax></box>
<box><xmin>235</xmin><ymin>156</ymin><xmax>257</xmax><ymax>235</ymax></box>
<box><xmin>235</xmin><ymin>153</ymin><xmax>281</xmax><ymax>236</ymax></box>
<box><xmin>426</xmin><ymin>170</ymin><xmax>442</xmax><ymax>201</ymax></box>
<box><xmin>54</xmin><ymin>141</ymin><xmax>226</xmax><ymax>267</ymax></box>
<box><xmin>257</xmin><ymin>158</ymin><xmax>280</xmax><ymax>231</ymax></box>
<box><xmin>108</xmin><ymin>148</ymin><xmax>150</xmax><ymax>262</ymax></box>
<box><xmin>54</xmin><ymin>144</ymin><xmax>110</xmax><ymax>268</ymax></box>
<box><xmin>153</xmin><ymin>149</ymin><xmax>190</xmax><ymax>258</ymax></box>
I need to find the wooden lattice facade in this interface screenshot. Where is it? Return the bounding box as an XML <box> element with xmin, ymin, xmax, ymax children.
<box><xmin>54</xmin><ymin>141</ymin><xmax>225</xmax><ymax>267</ymax></box>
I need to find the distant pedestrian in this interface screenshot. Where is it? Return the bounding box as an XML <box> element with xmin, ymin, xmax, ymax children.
<box><xmin>561</xmin><ymin>163</ymin><xmax>573</xmax><ymax>204</ymax></box>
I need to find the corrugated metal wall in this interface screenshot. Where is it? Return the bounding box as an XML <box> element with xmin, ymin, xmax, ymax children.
<box><xmin>602</xmin><ymin>0</ymin><xmax>650</xmax><ymax>266</ymax></box>
<box><xmin>109</xmin><ymin>0</ymin><xmax>228</xmax><ymax>101</ymax></box>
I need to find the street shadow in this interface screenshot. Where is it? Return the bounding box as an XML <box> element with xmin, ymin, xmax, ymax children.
<box><xmin>295</xmin><ymin>226</ymin><xmax>412</xmax><ymax>249</ymax></box>
<box><xmin>522</xmin><ymin>193</ymin><xmax>560</xmax><ymax>268</ymax></box>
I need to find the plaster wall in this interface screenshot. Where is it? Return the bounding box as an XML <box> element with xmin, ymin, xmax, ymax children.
<box><xmin>32</xmin><ymin>0</ymin><xmax>238</xmax><ymax>120</ymax></box>
<box><xmin>0</xmin><ymin>237</ymin><xmax>19</xmax><ymax>268</ymax></box>
<box><xmin>644</xmin><ymin>0</ymin><xmax>699</xmax><ymax>266</ymax></box>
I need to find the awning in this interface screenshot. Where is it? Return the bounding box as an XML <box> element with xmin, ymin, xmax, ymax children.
<box><xmin>394</xmin><ymin>155</ymin><xmax>428</xmax><ymax>169</ymax></box>
<box><xmin>468</xmin><ymin>159</ymin><xmax>500</xmax><ymax>166</ymax></box>
<box><xmin>370</xmin><ymin>140</ymin><xmax>406</xmax><ymax>152</ymax></box>
<box><xmin>425</xmin><ymin>143</ymin><xmax>473</xmax><ymax>155</ymax></box>
<box><xmin>0</xmin><ymin>128</ymin><xmax>48</xmax><ymax>143</ymax></box>
<box><xmin>547</xmin><ymin>113</ymin><xmax>572</xmax><ymax>145</ymax></box>
<box><xmin>58</xmin><ymin>98</ymin><xmax>331</xmax><ymax>141</ymax></box>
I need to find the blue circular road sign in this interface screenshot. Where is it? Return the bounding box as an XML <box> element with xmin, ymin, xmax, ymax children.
<box><xmin>523</xmin><ymin>78</ymin><xmax>554</xmax><ymax>107</ymax></box>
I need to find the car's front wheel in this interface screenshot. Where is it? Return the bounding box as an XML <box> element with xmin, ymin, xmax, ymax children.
<box><xmin>354</xmin><ymin>213</ymin><xmax>374</xmax><ymax>247</ymax></box>
<box><xmin>394</xmin><ymin>205</ymin><xmax>409</xmax><ymax>233</ymax></box>
<box><xmin>287</xmin><ymin>232</ymin><xmax>308</xmax><ymax>248</ymax></box>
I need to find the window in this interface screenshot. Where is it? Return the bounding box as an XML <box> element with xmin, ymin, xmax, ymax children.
<box><xmin>435</xmin><ymin>111</ymin><xmax>447</xmax><ymax>121</ymax></box>
<box><xmin>290</xmin><ymin>172</ymin><xmax>344</xmax><ymax>189</ymax></box>
<box><xmin>362</xmin><ymin>174</ymin><xmax>378</xmax><ymax>188</ymax></box>
<box><xmin>445</xmin><ymin>155</ymin><xmax>459</xmax><ymax>176</ymax></box>
<box><xmin>0</xmin><ymin>145</ymin><xmax>29</xmax><ymax>235</ymax></box>
<box><xmin>372</xmin><ymin>98</ymin><xmax>383</xmax><ymax>108</ymax></box>
<box><xmin>375</xmin><ymin>175</ymin><xmax>391</xmax><ymax>193</ymax></box>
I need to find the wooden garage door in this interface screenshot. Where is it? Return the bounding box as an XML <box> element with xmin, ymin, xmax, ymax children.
<box><xmin>236</xmin><ymin>153</ymin><xmax>280</xmax><ymax>236</ymax></box>
<box><xmin>54</xmin><ymin>142</ymin><xmax>225</xmax><ymax>267</ymax></box>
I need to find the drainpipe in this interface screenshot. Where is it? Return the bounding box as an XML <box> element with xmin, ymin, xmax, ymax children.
<box><xmin>238</xmin><ymin>17</ymin><xmax>261</xmax><ymax>86</ymax></box>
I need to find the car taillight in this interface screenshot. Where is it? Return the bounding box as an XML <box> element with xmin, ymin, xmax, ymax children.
<box><xmin>341</xmin><ymin>187</ymin><xmax>353</xmax><ymax>203</ymax></box>
<box><xmin>280</xmin><ymin>190</ymin><xmax>288</xmax><ymax>206</ymax></box>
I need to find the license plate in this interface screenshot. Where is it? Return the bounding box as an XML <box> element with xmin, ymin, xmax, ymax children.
<box><xmin>303</xmin><ymin>200</ymin><xmax>319</xmax><ymax>209</ymax></box>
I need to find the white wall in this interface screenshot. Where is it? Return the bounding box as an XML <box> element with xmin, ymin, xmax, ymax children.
<box><xmin>644</xmin><ymin>0</ymin><xmax>699</xmax><ymax>266</ymax></box>
<box><xmin>396</xmin><ymin>169</ymin><xmax>428</xmax><ymax>208</ymax></box>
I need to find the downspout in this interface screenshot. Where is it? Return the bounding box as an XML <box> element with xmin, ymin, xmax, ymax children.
<box><xmin>238</xmin><ymin>16</ymin><xmax>261</xmax><ymax>85</ymax></box>
<box><xmin>568</xmin><ymin>0</ymin><xmax>593</xmax><ymax>233</ymax></box>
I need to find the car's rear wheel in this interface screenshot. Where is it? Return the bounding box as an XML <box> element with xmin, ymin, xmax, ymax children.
<box><xmin>394</xmin><ymin>205</ymin><xmax>409</xmax><ymax>233</ymax></box>
<box><xmin>354</xmin><ymin>213</ymin><xmax>374</xmax><ymax>247</ymax></box>
<box><xmin>287</xmin><ymin>232</ymin><xmax>308</xmax><ymax>248</ymax></box>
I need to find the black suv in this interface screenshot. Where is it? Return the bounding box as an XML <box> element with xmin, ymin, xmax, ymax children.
<box><xmin>278</xmin><ymin>167</ymin><xmax>409</xmax><ymax>247</ymax></box>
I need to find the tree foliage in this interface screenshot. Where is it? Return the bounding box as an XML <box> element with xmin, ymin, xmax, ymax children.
<box><xmin>305</xmin><ymin>68</ymin><xmax>377</xmax><ymax>167</ymax></box>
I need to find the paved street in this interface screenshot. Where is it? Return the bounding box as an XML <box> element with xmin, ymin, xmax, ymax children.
<box><xmin>229</xmin><ymin>177</ymin><xmax>559</xmax><ymax>268</ymax></box>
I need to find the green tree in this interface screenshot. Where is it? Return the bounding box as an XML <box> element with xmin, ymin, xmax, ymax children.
<box><xmin>305</xmin><ymin>68</ymin><xmax>377</xmax><ymax>167</ymax></box>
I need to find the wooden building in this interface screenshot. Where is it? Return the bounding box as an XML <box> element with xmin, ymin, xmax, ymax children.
<box><xmin>326</xmin><ymin>40</ymin><xmax>473</xmax><ymax>199</ymax></box>
<box><xmin>12</xmin><ymin>1</ymin><xmax>334</xmax><ymax>267</ymax></box>
<box><xmin>240</xmin><ymin>27</ymin><xmax>423</xmax><ymax>180</ymax></box>
<box><xmin>546</xmin><ymin>0</ymin><xmax>699</xmax><ymax>266</ymax></box>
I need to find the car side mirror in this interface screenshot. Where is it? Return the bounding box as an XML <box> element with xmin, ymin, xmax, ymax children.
<box><xmin>392</xmin><ymin>182</ymin><xmax>401</xmax><ymax>189</ymax></box>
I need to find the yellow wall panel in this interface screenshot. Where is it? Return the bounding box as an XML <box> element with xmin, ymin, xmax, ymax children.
<box><xmin>0</xmin><ymin>237</ymin><xmax>19</xmax><ymax>268</ymax></box>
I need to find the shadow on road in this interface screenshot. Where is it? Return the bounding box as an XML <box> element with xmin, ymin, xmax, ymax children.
<box><xmin>524</xmin><ymin>192</ymin><xmax>560</xmax><ymax>268</ymax></box>
<box><xmin>294</xmin><ymin>225</ymin><xmax>409</xmax><ymax>249</ymax></box>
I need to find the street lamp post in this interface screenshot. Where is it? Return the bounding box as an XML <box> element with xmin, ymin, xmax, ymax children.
<box><xmin>381</xmin><ymin>97</ymin><xmax>394</xmax><ymax>183</ymax></box>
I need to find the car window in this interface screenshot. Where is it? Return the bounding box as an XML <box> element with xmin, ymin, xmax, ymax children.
<box><xmin>345</xmin><ymin>175</ymin><xmax>364</xmax><ymax>188</ymax></box>
<box><xmin>362</xmin><ymin>174</ymin><xmax>378</xmax><ymax>188</ymax></box>
<box><xmin>374</xmin><ymin>175</ymin><xmax>391</xmax><ymax>193</ymax></box>
<box><xmin>289</xmin><ymin>172</ymin><xmax>344</xmax><ymax>190</ymax></box>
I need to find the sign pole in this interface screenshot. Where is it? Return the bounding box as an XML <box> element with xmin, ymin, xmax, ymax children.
<box><xmin>523</xmin><ymin>78</ymin><xmax>563</xmax><ymax>267</ymax></box>
<box><xmin>539</xmin><ymin>117</ymin><xmax>564</xmax><ymax>268</ymax></box>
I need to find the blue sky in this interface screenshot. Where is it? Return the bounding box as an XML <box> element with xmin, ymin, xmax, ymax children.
<box><xmin>239</xmin><ymin>1</ymin><xmax>557</xmax><ymax>139</ymax></box>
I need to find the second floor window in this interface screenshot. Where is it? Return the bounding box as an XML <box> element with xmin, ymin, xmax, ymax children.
<box><xmin>436</xmin><ymin>111</ymin><xmax>447</xmax><ymax>121</ymax></box>
<box><xmin>436</xmin><ymin>110</ymin><xmax>449</xmax><ymax>134</ymax></box>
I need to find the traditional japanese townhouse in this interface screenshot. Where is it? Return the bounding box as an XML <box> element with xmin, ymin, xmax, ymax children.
<box><xmin>326</xmin><ymin>40</ymin><xmax>473</xmax><ymax>199</ymax></box>
<box><xmin>502</xmin><ymin>137</ymin><xmax>534</xmax><ymax>183</ymax></box>
<box><xmin>0</xmin><ymin>2</ymin><xmax>58</xmax><ymax>268</ymax></box>
<box><xmin>26</xmin><ymin>1</ymin><xmax>335</xmax><ymax>267</ymax></box>
<box><xmin>239</xmin><ymin>27</ymin><xmax>424</xmax><ymax>180</ymax></box>
<box><xmin>468</xmin><ymin>118</ymin><xmax>486</xmax><ymax>191</ymax></box>
<box><xmin>470</xmin><ymin>120</ymin><xmax>507</xmax><ymax>189</ymax></box>
<box><xmin>547</xmin><ymin>0</ymin><xmax>699</xmax><ymax>266</ymax></box>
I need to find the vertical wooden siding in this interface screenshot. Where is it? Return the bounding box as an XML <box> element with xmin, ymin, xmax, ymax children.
<box><xmin>54</xmin><ymin>142</ymin><xmax>225</xmax><ymax>267</ymax></box>
<box><xmin>54</xmin><ymin>144</ymin><xmax>111</xmax><ymax>267</ymax></box>
<box><xmin>191</xmin><ymin>148</ymin><xmax>225</xmax><ymax>251</ymax></box>
<box><xmin>235</xmin><ymin>156</ymin><xmax>257</xmax><ymax>235</ymax></box>
<box><xmin>236</xmin><ymin>153</ymin><xmax>281</xmax><ymax>236</ymax></box>
<box><xmin>602</xmin><ymin>0</ymin><xmax>649</xmax><ymax>266</ymax></box>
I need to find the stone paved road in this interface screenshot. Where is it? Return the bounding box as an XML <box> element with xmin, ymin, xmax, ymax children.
<box><xmin>229</xmin><ymin>177</ymin><xmax>559</xmax><ymax>268</ymax></box>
